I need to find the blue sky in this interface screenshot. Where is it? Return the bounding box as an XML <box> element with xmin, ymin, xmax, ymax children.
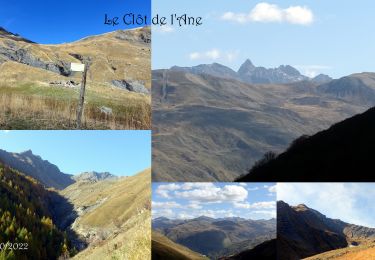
<box><xmin>153</xmin><ymin>1</ymin><xmax>375</xmax><ymax>78</ymax></box>
<box><xmin>0</xmin><ymin>0</ymin><xmax>150</xmax><ymax>44</ymax></box>
<box><xmin>278</xmin><ymin>183</ymin><xmax>375</xmax><ymax>228</ymax></box>
<box><xmin>0</xmin><ymin>130</ymin><xmax>151</xmax><ymax>176</ymax></box>
<box><xmin>152</xmin><ymin>182</ymin><xmax>276</xmax><ymax>220</ymax></box>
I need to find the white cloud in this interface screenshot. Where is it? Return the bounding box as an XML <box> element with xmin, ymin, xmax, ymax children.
<box><xmin>189</xmin><ymin>49</ymin><xmax>239</xmax><ymax>62</ymax></box>
<box><xmin>221</xmin><ymin>2</ymin><xmax>314</xmax><ymax>25</ymax></box>
<box><xmin>268</xmin><ymin>185</ymin><xmax>277</xmax><ymax>193</ymax></box>
<box><xmin>153</xmin><ymin>25</ymin><xmax>175</xmax><ymax>34</ymax></box>
<box><xmin>175</xmin><ymin>184</ymin><xmax>248</xmax><ymax>203</ymax></box>
<box><xmin>294</xmin><ymin>65</ymin><xmax>332</xmax><ymax>78</ymax></box>
<box><xmin>234</xmin><ymin>201</ymin><xmax>276</xmax><ymax>209</ymax></box>
<box><xmin>152</xmin><ymin>209</ymin><xmax>175</xmax><ymax>219</ymax></box>
<box><xmin>187</xmin><ymin>202</ymin><xmax>203</xmax><ymax>209</ymax></box>
<box><xmin>251</xmin><ymin>210</ymin><xmax>276</xmax><ymax>218</ymax></box>
<box><xmin>152</xmin><ymin>201</ymin><xmax>181</xmax><ymax>209</ymax></box>
<box><xmin>155</xmin><ymin>183</ymin><xmax>181</xmax><ymax>198</ymax></box>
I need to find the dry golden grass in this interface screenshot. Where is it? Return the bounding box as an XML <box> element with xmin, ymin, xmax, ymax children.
<box><xmin>62</xmin><ymin>169</ymin><xmax>151</xmax><ymax>259</ymax></box>
<box><xmin>305</xmin><ymin>243</ymin><xmax>375</xmax><ymax>260</ymax></box>
<box><xmin>0</xmin><ymin>27</ymin><xmax>151</xmax><ymax>130</ymax></box>
<box><xmin>73</xmin><ymin>210</ymin><xmax>151</xmax><ymax>260</ymax></box>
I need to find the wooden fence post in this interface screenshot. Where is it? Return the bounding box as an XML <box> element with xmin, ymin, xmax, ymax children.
<box><xmin>76</xmin><ymin>63</ymin><xmax>88</xmax><ymax>129</ymax></box>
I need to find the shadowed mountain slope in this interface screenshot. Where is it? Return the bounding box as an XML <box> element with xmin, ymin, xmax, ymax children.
<box><xmin>278</xmin><ymin>201</ymin><xmax>375</xmax><ymax>260</ymax></box>
<box><xmin>219</xmin><ymin>239</ymin><xmax>276</xmax><ymax>260</ymax></box>
<box><xmin>152</xmin><ymin>68</ymin><xmax>370</xmax><ymax>181</ymax></box>
<box><xmin>238</xmin><ymin>106</ymin><xmax>375</xmax><ymax>181</ymax></box>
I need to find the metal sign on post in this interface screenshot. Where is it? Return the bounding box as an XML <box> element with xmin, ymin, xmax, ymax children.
<box><xmin>71</xmin><ymin>63</ymin><xmax>85</xmax><ymax>72</ymax></box>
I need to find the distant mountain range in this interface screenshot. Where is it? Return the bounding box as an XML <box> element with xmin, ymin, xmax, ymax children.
<box><xmin>171</xmin><ymin>59</ymin><xmax>332</xmax><ymax>84</ymax></box>
<box><xmin>152</xmin><ymin>64</ymin><xmax>374</xmax><ymax>181</ymax></box>
<box><xmin>238</xmin><ymin>106</ymin><xmax>375</xmax><ymax>181</ymax></box>
<box><xmin>0</xmin><ymin>148</ymin><xmax>116</xmax><ymax>189</ymax></box>
<box><xmin>278</xmin><ymin>201</ymin><xmax>375</xmax><ymax>260</ymax></box>
<box><xmin>152</xmin><ymin>216</ymin><xmax>275</xmax><ymax>259</ymax></box>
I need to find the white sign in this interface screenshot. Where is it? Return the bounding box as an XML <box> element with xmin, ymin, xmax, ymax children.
<box><xmin>71</xmin><ymin>63</ymin><xmax>85</xmax><ymax>72</ymax></box>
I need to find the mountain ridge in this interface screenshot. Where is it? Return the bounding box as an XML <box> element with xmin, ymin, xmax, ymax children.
<box><xmin>237</xmin><ymin>105</ymin><xmax>375</xmax><ymax>181</ymax></box>
<box><xmin>278</xmin><ymin>201</ymin><xmax>375</xmax><ymax>260</ymax></box>
<box><xmin>171</xmin><ymin>59</ymin><xmax>331</xmax><ymax>84</ymax></box>
<box><xmin>152</xmin><ymin>216</ymin><xmax>276</xmax><ymax>259</ymax></box>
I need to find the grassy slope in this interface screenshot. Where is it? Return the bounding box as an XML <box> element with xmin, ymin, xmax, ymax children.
<box><xmin>61</xmin><ymin>169</ymin><xmax>151</xmax><ymax>259</ymax></box>
<box><xmin>0</xmin><ymin>27</ymin><xmax>151</xmax><ymax>129</ymax></box>
<box><xmin>152</xmin><ymin>70</ymin><xmax>367</xmax><ymax>181</ymax></box>
<box><xmin>304</xmin><ymin>243</ymin><xmax>375</xmax><ymax>260</ymax></box>
<box><xmin>152</xmin><ymin>231</ymin><xmax>208</xmax><ymax>260</ymax></box>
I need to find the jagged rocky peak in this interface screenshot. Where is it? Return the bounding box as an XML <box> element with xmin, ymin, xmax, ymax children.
<box><xmin>73</xmin><ymin>171</ymin><xmax>117</xmax><ymax>182</ymax></box>
<box><xmin>21</xmin><ymin>149</ymin><xmax>34</xmax><ymax>155</ymax></box>
<box><xmin>238</xmin><ymin>59</ymin><xmax>256</xmax><ymax>73</ymax></box>
<box><xmin>278</xmin><ymin>65</ymin><xmax>301</xmax><ymax>76</ymax></box>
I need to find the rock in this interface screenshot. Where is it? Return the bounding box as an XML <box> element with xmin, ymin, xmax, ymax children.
<box><xmin>0</xmin><ymin>45</ymin><xmax>71</xmax><ymax>76</ymax></box>
<box><xmin>99</xmin><ymin>106</ymin><xmax>113</xmax><ymax>116</ymax></box>
<box><xmin>49</xmin><ymin>80</ymin><xmax>79</xmax><ymax>88</ymax></box>
<box><xmin>112</xmin><ymin>79</ymin><xmax>149</xmax><ymax>94</ymax></box>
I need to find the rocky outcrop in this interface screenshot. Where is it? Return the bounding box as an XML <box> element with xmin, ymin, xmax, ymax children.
<box><xmin>278</xmin><ymin>201</ymin><xmax>375</xmax><ymax>260</ymax></box>
<box><xmin>112</xmin><ymin>79</ymin><xmax>149</xmax><ymax>94</ymax></box>
<box><xmin>49</xmin><ymin>80</ymin><xmax>80</xmax><ymax>88</ymax></box>
<box><xmin>73</xmin><ymin>171</ymin><xmax>117</xmax><ymax>183</ymax></box>
<box><xmin>0</xmin><ymin>44</ymin><xmax>71</xmax><ymax>76</ymax></box>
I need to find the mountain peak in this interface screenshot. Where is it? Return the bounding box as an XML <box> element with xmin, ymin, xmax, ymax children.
<box><xmin>73</xmin><ymin>171</ymin><xmax>116</xmax><ymax>182</ymax></box>
<box><xmin>238</xmin><ymin>59</ymin><xmax>256</xmax><ymax>73</ymax></box>
<box><xmin>0</xmin><ymin>27</ymin><xmax>34</xmax><ymax>43</ymax></box>
<box><xmin>21</xmin><ymin>149</ymin><xmax>34</xmax><ymax>156</ymax></box>
<box><xmin>278</xmin><ymin>65</ymin><xmax>301</xmax><ymax>77</ymax></box>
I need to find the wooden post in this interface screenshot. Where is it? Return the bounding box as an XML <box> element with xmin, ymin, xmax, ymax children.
<box><xmin>76</xmin><ymin>63</ymin><xmax>88</xmax><ymax>129</ymax></box>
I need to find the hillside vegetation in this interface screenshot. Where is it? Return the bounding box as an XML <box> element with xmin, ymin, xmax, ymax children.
<box><xmin>152</xmin><ymin>231</ymin><xmax>208</xmax><ymax>260</ymax></box>
<box><xmin>238</xmin><ymin>106</ymin><xmax>375</xmax><ymax>181</ymax></box>
<box><xmin>0</xmin><ymin>162</ymin><xmax>74</xmax><ymax>259</ymax></box>
<box><xmin>0</xmin><ymin>27</ymin><xmax>151</xmax><ymax>129</ymax></box>
<box><xmin>152</xmin><ymin>68</ymin><xmax>371</xmax><ymax>181</ymax></box>
<box><xmin>304</xmin><ymin>243</ymin><xmax>375</xmax><ymax>260</ymax></box>
<box><xmin>62</xmin><ymin>168</ymin><xmax>151</xmax><ymax>260</ymax></box>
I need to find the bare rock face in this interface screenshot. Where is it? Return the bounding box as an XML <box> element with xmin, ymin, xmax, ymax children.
<box><xmin>73</xmin><ymin>171</ymin><xmax>116</xmax><ymax>183</ymax></box>
<box><xmin>0</xmin><ymin>44</ymin><xmax>71</xmax><ymax>76</ymax></box>
<box><xmin>277</xmin><ymin>201</ymin><xmax>375</xmax><ymax>260</ymax></box>
<box><xmin>112</xmin><ymin>79</ymin><xmax>149</xmax><ymax>94</ymax></box>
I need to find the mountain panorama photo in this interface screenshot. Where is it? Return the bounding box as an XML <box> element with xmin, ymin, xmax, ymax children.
<box><xmin>152</xmin><ymin>59</ymin><xmax>375</xmax><ymax>182</ymax></box>
<box><xmin>0</xmin><ymin>131</ymin><xmax>151</xmax><ymax>259</ymax></box>
<box><xmin>3</xmin><ymin>0</ymin><xmax>375</xmax><ymax>259</ymax></box>
<box><xmin>0</xmin><ymin>25</ymin><xmax>150</xmax><ymax>130</ymax></box>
